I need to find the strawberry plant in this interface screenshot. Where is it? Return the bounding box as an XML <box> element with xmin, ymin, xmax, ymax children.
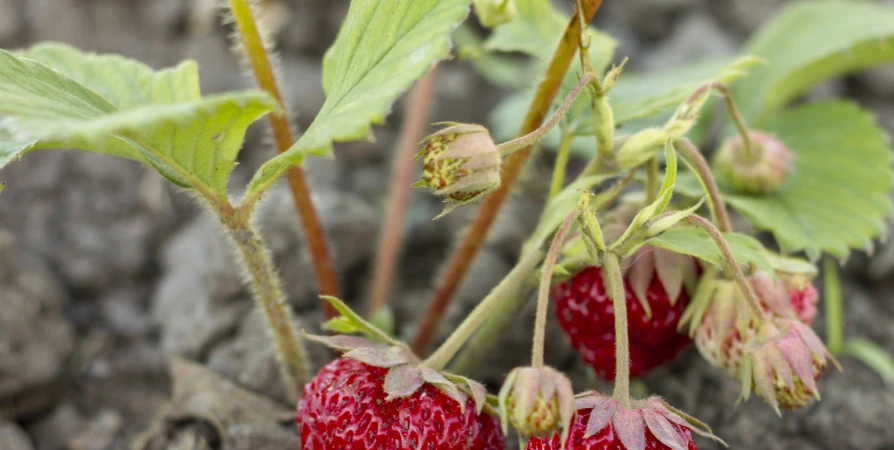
<box><xmin>2</xmin><ymin>0</ymin><xmax>894</xmax><ymax>448</ymax></box>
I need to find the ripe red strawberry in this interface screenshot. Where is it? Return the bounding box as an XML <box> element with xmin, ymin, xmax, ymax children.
<box><xmin>553</xmin><ymin>264</ymin><xmax>692</xmax><ymax>380</ymax></box>
<box><xmin>297</xmin><ymin>357</ymin><xmax>503</xmax><ymax>450</ymax></box>
<box><xmin>526</xmin><ymin>394</ymin><xmax>720</xmax><ymax>450</ymax></box>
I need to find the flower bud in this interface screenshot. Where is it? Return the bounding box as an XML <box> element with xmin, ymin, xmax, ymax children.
<box><xmin>714</xmin><ymin>131</ymin><xmax>794</xmax><ymax>195</ymax></box>
<box><xmin>473</xmin><ymin>0</ymin><xmax>517</xmax><ymax>28</ymax></box>
<box><xmin>415</xmin><ymin>123</ymin><xmax>501</xmax><ymax>217</ymax></box>
<box><xmin>498</xmin><ymin>366</ymin><xmax>574</xmax><ymax>439</ymax></box>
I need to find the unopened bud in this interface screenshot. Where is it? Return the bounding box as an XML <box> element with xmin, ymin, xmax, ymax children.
<box><xmin>415</xmin><ymin>123</ymin><xmax>501</xmax><ymax>217</ymax></box>
<box><xmin>473</xmin><ymin>0</ymin><xmax>517</xmax><ymax>28</ymax></box>
<box><xmin>714</xmin><ymin>131</ymin><xmax>794</xmax><ymax>195</ymax></box>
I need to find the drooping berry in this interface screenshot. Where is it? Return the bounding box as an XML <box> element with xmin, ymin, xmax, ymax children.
<box><xmin>713</xmin><ymin>131</ymin><xmax>794</xmax><ymax>195</ymax></box>
<box><xmin>416</xmin><ymin>123</ymin><xmax>501</xmax><ymax>217</ymax></box>
<box><xmin>498</xmin><ymin>366</ymin><xmax>575</xmax><ymax>439</ymax></box>
<box><xmin>527</xmin><ymin>394</ymin><xmax>723</xmax><ymax>450</ymax></box>
<box><xmin>552</xmin><ymin>255</ymin><xmax>694</xmax><ymax>380</ymax></box>
<box><xmin>741</xmin><ymin>319</ymin><xmax>837</xmax><ymax>412</ymax></box>
<box><xmin>297</xmin><ymin>358</ymin><xmax>504</xmax><ymax>450</ymax></box>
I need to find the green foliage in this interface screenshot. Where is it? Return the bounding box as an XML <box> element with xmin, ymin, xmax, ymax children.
<box><xmin>734</xmin><ymin>0</ymin><xmax>894</xmax><ymax>122</ymax></box>
<box><xmin>248</xmin><ymin>0</ymin><xmax>473</xmax><ymax>197</ymax></box>
<box><xmin>524</xmin><ymin>174</ymin><xmax>610</xmax><ymax>253</ymax></box>
<box><xmin>649</xmin><ymin>227</ymin><xmax>773</xmax><ymax>275</ymax></box>
<box><xmin>0</xmin><ymin>43</ymin><xmax>276</xmax><ymax>197</ymax></box>
<box><xmin>844</xmin><ymin>338</ymin><xmax>894</xmax><ymax>383</ymax></box>
<box><xmin>682</xmin><ymin>102</ymin><xmax>893</xmax><ymax>260</ymax></box>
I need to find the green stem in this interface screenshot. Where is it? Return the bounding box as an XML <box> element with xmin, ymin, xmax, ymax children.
<box><xmin>823</xmin><ymin>256</ymin><xmax>844</xmax><ymax>355</ymax></box>
<box><xmin>220</xmin><ymin>209</ymin><xmax>310</xmax><ymax>402</ymax></box>
<box><xmin>709</xmin><ymin>82</ymin><xmax>755</xmax><ymax>160</ymax></box>
<box><xmin>228</xmin><ymin>0</ymin><xmax>340</xmax><ymax>318</ymax></box>
<box><xmin>676</xmin><ymin>138</ymin><xmax>733</xmax><ymax>233</ymax></box>
<box><xmin>645</xmin><ymin>157</ymin><xmax>659</xmax><ymax>204</ymax></box>
<box><xmin>549</xmin><ymin>125</ymin><xmax>574</xmax><ymax>201</ymax></box>
<box><xmin>684</xmin><ymin>214</ymin><xmax>765</xmax><ymax>319</ymax></box>
<box><xmin>421</xmin><ymin>250</ymin><xmax>545</xmax><ymax>370</ymax></box>
<box><xmin>532</xmin><ymin>212</ymin><xmax>578</xmax><ymax>367</ymax></box>
<box><xmin>496</xmin><ymin>72</ymin><xmax>599</xmax><ymax>156</ymax></box>
<box><xmin>603</xmin><ymin>252</ymin><xmax>630</xmax><ymax>407</ymax></box>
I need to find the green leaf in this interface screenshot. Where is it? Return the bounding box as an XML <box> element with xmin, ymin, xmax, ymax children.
<box><xmin>681</xmin><ymin>101</ymin><xmax>894</xmax><ymax>260</ymax></box>
<box><xmin>843</xmin><ymin>338</ymin><xmax>894</xmax><ymax>383</ymax></box>
<box><xmin>248</xmin><ymin>0</ymin><xmax>472</xmax><ymax>196</ymax></box>
<box><xmin>649</xmin><ymin>227</ymin><xmax>774</xmax><ymax>274</ymax></box>
<box><xmin>0</xmin><ymin>43</ymin><xmax>277</xmax><ymax>196</ymax></box>
<box><xmin>0</xmin><ymin>181</ymin><xmax>4</xmax><ymax>194</ymax></box>
<box><xmin>482</xmin><ymin>0</ymin><xmax>565</xmax><ymax>59</ymax></box>
<box><xmin>734</xmin><ymin>0</ymin><xmax>894</xmax><ymax>122</ymax></box>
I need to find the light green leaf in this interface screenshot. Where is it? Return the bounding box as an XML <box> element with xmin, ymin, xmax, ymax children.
<box><xmin>734</xmin><ymin>0</ymin><xmax>894</xmax><ymax>122</ymax></box>
<box><xmin>843</xmin><ymin>338</ymin><xmax>894</xmax><ymax>383</ymax></box>
<box><xmin>682</xmin><ymin>101</ymin><xmax>893</xmax><ymax>260</ymax></box>
<box><xmin>249</xmin><ymin>0</ymin><xmax>472</xmax><ymax>196</ymax></box>
<box><xmin>0</xmin><ymin>181</ymin><xmax>4</xmax><ymax>194</ymax></box>
<box><xmin>649</xmin><ymin>227</ymin><xmax>774</xmax><ymax>275</ymax></box>
<box><xmin>0</xmin><ymin>44</ymin><xmax>277</xmax><ymax>195</ymax></box>
<box><xmin>482</xmin><ymin>0</ymin><xmax>565</xmax><ymax>59</ymax></box>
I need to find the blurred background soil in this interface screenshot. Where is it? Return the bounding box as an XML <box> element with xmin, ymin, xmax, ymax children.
<box><xmin>0</xmin><ymin>0</ymin><xmax>893</xmax><ymax>449</ymax></box>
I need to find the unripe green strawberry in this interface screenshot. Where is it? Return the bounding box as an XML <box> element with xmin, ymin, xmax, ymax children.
<box><xmin>416</xmin><ymin>123</ymin><xmax>501</xmax><ymax>217</ymax></box>
<box><xmin>714</xmin><ymin>131</ymin><xmax>793</xmax><ymax>195</ymax></box>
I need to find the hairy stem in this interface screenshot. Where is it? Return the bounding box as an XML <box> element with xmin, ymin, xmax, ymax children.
<box><xmin>221</xmin><ymin>210</ymin><xmax>310</xmax><ymax>402</ymax></box>
<box><xmin>228</xmin><ymin>0</ymin><xmax>339</xmax><ymax>317</ymax></box>
<box><xmin>684</xmin><ymin>214</ymin><xmax>765</xmax><ymax>318</ymax></box>
<box><xmin>420</xmin><ymin>250</ymin><xmax>545</xmax><ymax>371</ymax></box>
<box><xmin>709</xmin><ymin>82</ymin><xmax>754</xmax><ymax>160</ymax></box>
<box><xmin>676</xmin><ymin>139</ymin><xmax>733</xmax><ymax>232</ymax></box>
<box><xmin>412</xmin><ymin>0</ymin><xmax>604</xmax><ymax>354</ymax></box>
<box><xmin>496</xmin><ymin>72</ymin><xmax>599</xmax><ymax>156</ymax></box>
<box><xmin>603</xmin><ymin>252</ymin><xmax>630</xmax><ymax>407</ymax></box>
<box><xmin>532</xmin><ymin>212</ymin><xmax>578</xmax><ymax>367</ymax></box>
<box><xmin>366</xmin><ymin>69</ymin><xmax>438</xmax><ymax>316</ymax></box>
<box><xmin>548</xmin><ymin>125</ymin><xmax>574</xmax><ymax>201</ymax></box>
<box><xmin>823</xmin><ymin>256</ymin><xmax>844</xmax><ymax>355</ymax></box>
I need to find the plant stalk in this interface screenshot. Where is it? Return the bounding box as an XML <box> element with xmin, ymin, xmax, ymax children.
<box><xmin>684</xmin><ymin>214</ymin><xmax>765</xmax><ymax>319</ymax></box>
<box><xmin>676</xmin><ymin>138</ymin><xmax>733</xmax><ymax>233</ymax></box>
<box><xmin>366</xmin><ymin>68</ymin><xmax>438</xmax><ymax>316</ymax></box>
<box><xmin>709</xmin><ymin>82</ymin><xmax>754</xmax><ymax>160</ymax></box>
<box><xmin>603</xmin><ymin>252</ymin><xmax>630</xmax><ymax>407</ymax></box>
<box><xmin>421</xmin><ymin>249</ymin><xmax>545</xmax><ymax>371</ymax></box>
<box><xmin>823</xmin><ymin>255</ymin><xmax>844</xmax><ymax>355</ymax></box>
<box><xmin>548</xmin><ymin>125</ymin><xmax>574</xmax><ymax>201</ymax></box>
<box><xmin>532</xmin><ymin>212</ymin><xmax>578</xmax><ymax>367</ymax></box>
<box><xmin>412</xmin><ymin>0</ymin><xmax>604</xmax><ymax>354</ymax></box>
<box><xmin>228</xmin><ymin>0</ymin><xmax>339</xmax><ymax>318</ymax></box>
<box><xmin>221</xmin><ymin>212</ymin><xmax>310</xmax><ymax>402</ymax></box>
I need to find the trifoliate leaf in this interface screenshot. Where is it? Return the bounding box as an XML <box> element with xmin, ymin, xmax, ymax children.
<box><xmin>248</xmin><ymin>0</ymin><xmax>472</xmax><ymax>197</ymax></box>
<box><xmin>0</xmin><ymin>44</ymin><xmax>276</xmax><ymax>196</ymax></box>
<box><xmin>733</xmin><ymin>0</ymin><xmax>894</xmax><ymax>122</ymax></box>
<box><xmin>682</xmin><ymin>101</ymin><xmax>893</xmax><ymax>259</ymax></box>
<box><xmin>648</xmin><ymin>227</ymin><xmax>773</xmax><ymax>275</ymax></box>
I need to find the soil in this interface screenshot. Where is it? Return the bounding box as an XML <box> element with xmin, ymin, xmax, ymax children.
<box><xmin>1</xmin><ymin>0</ymin><xmax>893</xmax><ymax>449</ymax></box>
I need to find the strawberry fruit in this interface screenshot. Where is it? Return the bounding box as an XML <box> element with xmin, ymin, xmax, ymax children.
<box><xmin>552</xmin><ymin>262</ymin><xmax>692</xmax><ymax>380</ymax></box>
<box><xmin>297</xmin><ymin>357</ymin><xmax>503</xmax><ymax>449</ymax></box>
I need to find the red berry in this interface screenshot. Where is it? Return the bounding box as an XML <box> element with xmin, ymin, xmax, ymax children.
<box><xmin>296</xmin><ymin>358</ymin><xmax>504</xmax><ymax>450</ymax></box>
<box><xmin>553</xmin><ymin>266</ymin><xmax>691</xmax><ymax>380</ymax></box>
<box><xmin>526</xmin><ymin>404</ymin><xmax>697</xmax><ymax>450</ymax></box>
